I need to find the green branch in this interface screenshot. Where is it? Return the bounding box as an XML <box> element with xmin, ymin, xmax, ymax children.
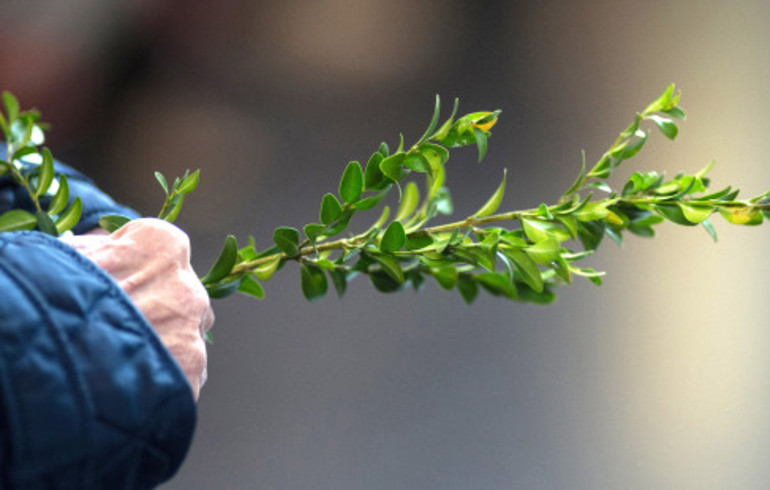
<box><xmin>203</xmin><ymin>84</ymin><xmax>769</xmax><ymax>304</ymax></box>
<box><xmin>3</xmin><ymin>85</ymin><xmax>770</xmax><ymax>309</ymax></box>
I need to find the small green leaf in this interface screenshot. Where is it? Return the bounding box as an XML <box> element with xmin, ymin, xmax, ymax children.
<box><xmin>33</xmin><ymin>148</ymin><xmax>55</xmax><ymax>197</ymax></box>
<box><xmin>656</xmin><ymin>203</ymin><xmax>698</xmax><ymax>226</ymax></box>
<box><xmin>205</xmin><ymin>279</ymin><xmax>242</xmax><ymax>299</ymax></box>
<box><xmin>505</xmin><ymin>248</ymin><xmax>544</xmax><ymax>293</ymax></box>
<box><xmin>536</xmin><ymin>203</ymin><xmax>554</xmax><ymax>220</ymax></box>
<box><xmin>648</xmin><ymin>115</ymin><xmax>678</xmax><ymax>140</ymax></box>
<box><xmin>177</xmin><ymin>169</ymin><xmax>200</xmax><ymax>194</ymax></box>
<box><xmin>365</xmin><ymin>151</ymin><xmax>386</xmax><ymax>190</ymax></box>
<box><xmin>432</xmin><ymin>266</ymin><xmax>458</xmax><ymax>290</ymax></box>
<box><xmin>372</xmin><ymin>254</ymin><xmax>404</xmax><ymax>283</ymax></box>
<box><xmin>304</xmin><ymin>223</ymin><xmax>325</xmax><ymax>242</ymax></box>
<box><xmin>500</xmin><ymin>230</ymin><xmax>528</xmax><ymax>247</ymax></box>
<box><xmin>432</xmin><ymin>98</ymin><xmax>460</xmax><ymax>141</ymax></box>
<box><xmin>370</xmin><ymin>270</ymin><xmax>403</xmax><ymax>293</ymax></box>
<box><xmin>556</xmin><ymin>215</ymin><xmax>578</xmax><ymax>239</ymax></box>
<box><xmin>474</xmin><ymin>169</ymin><xmax>506</xmax><ymax>218</ymax></box>
<box><xmin>339</xmin><ymin>161</ymin><xmax>364</xmax><ymax>203</ymax></box>
<box><xmin>54</xmin><ymin>197</ymin><xmax>82</xmax><ymax>234</ymax></box>
<box><xmin>572</xmin><ymin>267</ymin><xmax>605</xmax><ymax>286</ymax></box>
<box><xmin>662</xmin><ymin>106</ymin><xmax>686</xmax><ymax>121</ymax></box>
<box><xmin>406</xmin><ymin>234</ymin><xmax>434</xmax><ymax>251</ymax></box>
<box><xmin>2</xmin><ymin>91</ymin><xmax>19</xmax><ymax>121</ymax></box>
<box><xmin>524</xmin><ymin>237</ymin><xmax>561</xmax><ymax>265</ymax></box>
<box><xmin>452</xmin><ymin>247</ymin><xmax>496</xmax><ymax>272</ymax></box>
<box><xmin>380</xmin><ymin>221</ymin><xmax>406</xmax><ymax>253</ymax></box>
<box><xmin>476</xmin><ymin>272</ymin><xmax>517</xmax><ymax>299</ymax></box>
<box><xmin>576</xmin><ymin>221</ymin><xmax>606</xmax><ymax>251</ymax></box>
<box><xmin>587</xmin><ymin>155</ymin><xmax>612</xmax><ymax>179</ymax></box>
<box><xmin>329</xmin><ymin>269</ymin><xmax>347</xmax><ymax>298</ymax></box>
<box><xmin>429</xmin><ymin>164</ymin><xmax>446</xmax><ymax>199</ymax></box>
<box><xmin>518</xmin><ymin>285</ymin><xmax>556</xmax><ymax>305</ymax></box>
<box><xmin>574</xmin><ymin>202</ymin><xmax>612</xmax><ymax>222</ymax></box>
<box><xmin>552</xmin><ymin>256</ymin><xmax>573</xmax><ymax>284</ymax></box>
<box><xmin>253</xmin><ymin>254</ymin><xmax>282</xmax><ymax>281</ymax></box>
<box><xmin>274</xmin><ymin>227</ymin><xmax>301</xmax><ymax>256</ymax></box>
<box><xmin>0</xmin><ymin>209</ymin><xmax>36</xmax><ymax>232</ymax></box>
<box><xmin>480</xmin><ymin>232</ymin><xmax>500</xmax><ymax>251</ymax></box>
<box><xmin>239</xmin><ymin>238</ymin><xmax>259</xmax><ymax>262</ymax></box>
<box><xmin>202</xmin><ymin>235</ymin><xmax>238</xmax><ymax>284</ymax></box>
<box><xmin>417</xmin><ymin>94</ymin><xmax>441</xmax><ymax>145</ymax></box>
<box><xmin>695</xmin><ymin>160</ymin><xmax>716</xmax><ymax>181</ymax></box>
<box><xmin>324</xmin><ymin>210</ymin><xmax>353</xmax><ymax>236</ymax></box>
<box><xmin>162</xmin><ymin>195</ymin><xmax>185</xmax><ymax>223</ymax></box>
<box><xmin>473</xmin><ymin>127</ymin><xmax>488</xmax><ymax>162</ymax></box>
<box><xmin>457</xmin><ymin>274</ymin><xmax>479</xmax><ymax>304</ymax></box>
<box><xmin>352</xmin><ymin>185</ymin><xmax>392</xmax><ymax>210</ymax></box>
<box><xmin>403</xmin><ymin>153</ymin><xmax>431</xmax><ymax>173</ymax></box>
<box><xmin>643</xmin><ymin>84</ymin><xmax>676</xmax><ymax>114</ymax></box>
<box><xmin>562</xmin><ymin>151</ymin><xmax>587</xmax><ymax>198</ymax></box>
<box><xmin>11</xmin><ymin>146</ymin><xmax>38</xmax><ymax>162</ymax></box>
<box><xmin>380</xmin><ymin>153</ymin><xmax>408</xmax><ymax>182</ymax></box>
<box><xmin>315</xmin><ymin>258</ymin><xmax>336</xmax><ymax>270</ymax></box>
<box><xmin>521</xmin><ymin>218</ymin><xmax>553</xmax><ymax>243</ymax></box>
<box><xmin>418</xmin><ymin>143</ymin><xmax>449</xmax><ymax>172</ymax></box>
<box><xmin>585</xmin><ymin>182</ymin><xmax>613</xmax><ymax>194</ymax></box>
<box><xmin>206</xmin><ymin>279</ymin><xmax>241</xmax><ymax>298</ymax></box>
<box><xmin>621</xmin><ymin>131</ymin><xmax>648</xmax><ymax>159</ymax></box>
<box><xmin>678</xmin><ymin>203</ymin><xmax>714</xmax><ymax>224</ymax></box>
<box><xmin>395</xmin><ymin>182</ymin><xmax>420</xmax><ymax>222</ymax></box>
<box><xmin>627</xmin><ymin>225</ymin><xmax>654</xmax><ymax>238</ymax></box>
<box><xmin>320</xmin><ymin>193</ymin><xmax>342</xmax><ymax>225</ymax></box>
<box><xmin>238</xmin><ymin>236</ymin><xmax>259</xmax><ymax>262</ymax></box>
<box><xmin>155</xmin><ymin>171</ymin><xmax>169</xmax><ymax>195</ymax></box>
<box><xmin>47</xmin><ymin>174</ymin><xmax>70</xmax><ymax>215</ymax></box>
<box><xmin>98</xmin><ymin>214</ymin><xmax>132</xmax><ymax>233</ymax></box>
<box><xmin>238</xmin><ymin>275</ymin><xmax>265</xmax><ymax>299</ymax></box>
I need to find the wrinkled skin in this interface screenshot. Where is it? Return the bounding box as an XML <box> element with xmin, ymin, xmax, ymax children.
<box><xmin>61</xmin><ymin>218</ymin><xmax>214</xmax><ymax>400</ymax></box>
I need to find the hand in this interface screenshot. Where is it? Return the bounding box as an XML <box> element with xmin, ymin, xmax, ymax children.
<box><xmin>61</xmin><ymin>218</ymin><xmax>214</xmax><ymax>400</ymax></box>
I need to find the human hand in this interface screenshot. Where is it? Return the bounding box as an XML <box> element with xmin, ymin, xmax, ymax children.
<box><xmin>61</xmin><ymin>218</ymin><xmax>214</xmax><ymax>400</ymax></box>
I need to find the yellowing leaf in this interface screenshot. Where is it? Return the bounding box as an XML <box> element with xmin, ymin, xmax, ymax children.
<box><xmin>719</xmin><ymin>206</ymin><xmax>763</xmax><ymax>226</ymax></box>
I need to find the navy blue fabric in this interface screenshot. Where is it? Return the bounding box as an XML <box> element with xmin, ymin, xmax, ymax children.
<box><xmin>0</xmin><ymin>148</ymin><xmax>196</xmax><ymax>488</ymax></box>
<box><xmin>0</xmin><ymin>142</ymin><xmax>140</xmax><ymax>232</ymax></box>
<box><xmin>0</xmin><ymin>233</ymin><xmax>196</xmax><ymax>489</ymax></box>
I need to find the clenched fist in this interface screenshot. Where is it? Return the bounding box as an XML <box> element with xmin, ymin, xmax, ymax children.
<box><xmin>61</xmin><ymin>218</ymin><xmax>214</xmax><ymax>399</ymax></box>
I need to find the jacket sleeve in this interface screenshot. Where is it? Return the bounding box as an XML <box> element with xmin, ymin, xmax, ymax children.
<box><xmin>0</xmin><ymin>142</ymin><xmax>140</xmax><ymax>232</ymax></box>
<box><xmin>0</xmin><ymin>231</ymin><xmax>196</xmax><ymax>489</ymax></box>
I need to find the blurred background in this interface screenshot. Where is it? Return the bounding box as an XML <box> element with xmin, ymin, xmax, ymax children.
<box><xmin>3</xmin><ymin>1</ymin><xmax>770</xmax><ymax>488</ymax></box>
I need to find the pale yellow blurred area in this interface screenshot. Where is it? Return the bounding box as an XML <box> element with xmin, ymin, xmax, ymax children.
<box><xmin>521</xmin><ymin>1</ymin><xmax>770</xmax><ymax>487</ymax></box>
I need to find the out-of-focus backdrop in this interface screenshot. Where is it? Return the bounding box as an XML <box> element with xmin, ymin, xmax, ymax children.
<box><xmin>3</xmin><ymin>1</ymin><xmax>770</xmax><ymax>488</ymax></box>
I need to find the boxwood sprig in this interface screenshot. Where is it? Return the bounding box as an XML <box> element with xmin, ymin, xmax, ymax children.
<box><xmin>3</xmin><ymin>86</ymin><xmax>769</xmax><ymax>307</ymax></box>
<box><xmin>197</xmin><ymin>85</ymin><xmax>770</xmax><ymax>304</ymax></box>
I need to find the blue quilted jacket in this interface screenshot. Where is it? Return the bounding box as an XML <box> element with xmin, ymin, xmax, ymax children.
<box><xmin>0</xmin><ymin>145</ymin><xmax>196</xmax><ymax>489</ymax></box>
